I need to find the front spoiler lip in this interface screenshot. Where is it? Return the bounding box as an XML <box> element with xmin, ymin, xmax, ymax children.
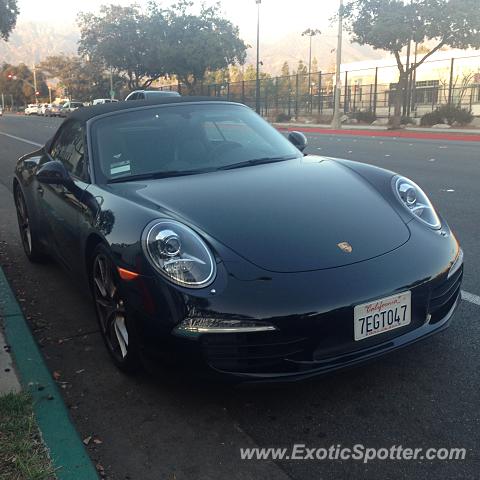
<box><xmin>208</xmin><ymin>292</ymin><xmax>461</xmax><ymax>384</ymax></box>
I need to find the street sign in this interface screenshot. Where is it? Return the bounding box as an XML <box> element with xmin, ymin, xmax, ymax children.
<box><xmin>110</xmin><ymin>90</ymin><xmax>115</xmax><ymax>99</ymax></box>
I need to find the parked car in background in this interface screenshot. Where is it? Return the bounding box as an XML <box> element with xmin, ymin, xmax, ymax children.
<box><xmin>59</xmin><ymin>101</ymin><xmax>84</xmax><ymax>117</ymax></box>
<box><xmin>39</xmin><ymin>103</ymin><xmax>51</xmax><ymax>116</ymax></box>
<box><xmin>45</xmin><ymin>104</ymin><xmax>63</xmax><ymax>117</ymax></box>
<box><xmin>92</xmin><ymin>98</ymin><xmax>119</xmax><ymax>105</ymax></box>
<box><xmin>24</xmin><ymin>104</ymin><xmax>39</xmax><ymax>115</ymax></box>
<box><xmin>125</xmin><ymin>90</ymin><xmax>180</xmax><ymax>101</ymax></box>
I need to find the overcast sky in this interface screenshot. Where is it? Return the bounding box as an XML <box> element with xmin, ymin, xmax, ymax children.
<box><xmin>16</xmin><ymin>0</ymin><xmax>340</xmax><ymax>42</ymax></box>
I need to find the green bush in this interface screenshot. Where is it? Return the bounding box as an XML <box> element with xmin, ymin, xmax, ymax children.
<box><xmin>275</xmin><ymin>112</ymin><xmax>291</xmax><ymax>122</ymax></box>
<box><xmin>353</xmin><ymin>110</ymin><xmax>377</xmax><ymax>123</ymax></box>
<box><xmin>420</xmin><ymin>105</ymin><xmax>473</xmax><ymax>126</ymax></box>
<box><xmin>400</xmin><ymin>116</ymin><xmax>415</xmax><ymax>125</ymax></box>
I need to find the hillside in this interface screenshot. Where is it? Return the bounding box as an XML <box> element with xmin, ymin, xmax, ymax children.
<box><xmin>0</xmin><ymin>21</ymin><xmax>384</xmax><ymax>74</ymax></box>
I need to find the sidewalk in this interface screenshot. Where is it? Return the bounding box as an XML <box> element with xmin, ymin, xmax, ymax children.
<box><xmin>0</xmin><ymin>327</ymin><xmax>21</xmax><ymax>394</ymax></box>
<box><xmin>274</xmin><ymin>122</ymin><xmax>480</xmax><ymax>142</ymax></box>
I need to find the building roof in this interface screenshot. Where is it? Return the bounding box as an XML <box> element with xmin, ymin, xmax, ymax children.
<box><xmin>69</xmin><ymin>96</ymin><xmax>233</xmax><ymax>122</ymax></box>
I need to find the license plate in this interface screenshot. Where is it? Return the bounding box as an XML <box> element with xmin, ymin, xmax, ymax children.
<box><xmin>354</xmin><ymin>291</ymin><xmax>411</xmax><ymax>341</ymax></box>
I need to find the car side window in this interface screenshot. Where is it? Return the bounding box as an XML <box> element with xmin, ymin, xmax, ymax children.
<box><xmin>127</xmin><ymin>93</ymin><xmax>138</xmax><ymax>101</ymax></box>
<box><xmin>137</xmin><ymin>93</ymin><xmax>145</xmax><ymax>100</ymax></box>
<box><xmin>50</xmin><ymin>121</ymin><xmax>87</xmax><ymax>180</ymax></box>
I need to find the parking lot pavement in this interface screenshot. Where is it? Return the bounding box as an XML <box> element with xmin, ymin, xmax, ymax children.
<box><xmin>0</xmin><ymin>114</ymin><xmax>479</xmax><ymax>480</ymax></box>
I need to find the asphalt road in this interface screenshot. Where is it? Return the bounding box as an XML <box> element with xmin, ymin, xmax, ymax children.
<box><xmin>0</xmin><ymin>113</ymin><xmax>479</xmax><ymax>480</ymax></box>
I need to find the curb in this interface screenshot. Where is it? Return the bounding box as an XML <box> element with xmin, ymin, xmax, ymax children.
<box><xmin>275</xmin><ymin>125</ymin><xmax>480</xmax><ymax>142</ymax></box>
<box><xmin>0</xmin><ymin>267</ymin><xmax>99</xmax><ymax>480</ymax></box>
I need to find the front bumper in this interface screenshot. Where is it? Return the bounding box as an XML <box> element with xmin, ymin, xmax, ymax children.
<box><xmin>124</xmin><ymin>221</ymin><xmax>463</xmax><ymax>382</ymax></box>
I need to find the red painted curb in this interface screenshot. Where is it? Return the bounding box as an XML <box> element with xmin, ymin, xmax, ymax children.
<box><xmin>276</xmin><ymin>125</ymin><xmax>480</xmax><ymax>143</ymax></box>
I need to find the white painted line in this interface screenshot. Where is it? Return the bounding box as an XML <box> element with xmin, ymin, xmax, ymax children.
<box><xmin>462</xmin><ymin>290</ymin><xmax>480</xmax><ymax>306</ymax></box>
<box><xmin>0</xmin><ymin>131</ymin><xmax>42</xmax><ymax>147</ymax></box>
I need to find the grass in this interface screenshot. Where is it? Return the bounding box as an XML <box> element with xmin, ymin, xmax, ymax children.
<box><xmin>0</xmin><ymin>392</ymin><xmax>56</xmax><ymax>480</ymax></box>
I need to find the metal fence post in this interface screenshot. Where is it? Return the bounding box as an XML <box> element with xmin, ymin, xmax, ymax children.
<box><xmin>344</xmin><ymin>71</ymin><xmax>349</xmax><ymax>114</ymax></box>
<box><xmin>295</xmin><ymin>74</ymin><xmax>299</xmax><ymax>118</ymax></box>
<box><xmin>227</xmin><ymin>82</ymin><xmax>230</xmax><ymax>100</ymax></box>
<box><xmin>318</xmin><ymin>71</ymin><xmax>322</xmax><ymax>114</ymax></box>
<box><xmin>274</xmin><ymin>78</ymin><xmax>279</xmax><ymax>112</ymax></box>
<box><xmin>448</xmin><ymin>57</ymin><xmax>455</xmax><ymax>106</ymax></box>
<box><xmin>373</xmin><ymin>67</ymin><xmax>378</xmax><ymax>115</ymax></box>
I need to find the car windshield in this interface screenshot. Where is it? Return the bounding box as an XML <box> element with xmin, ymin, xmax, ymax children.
<box><xmin>91</xmin><ymin>103</ymin><xmax>302</xmax><ymax>182</ymax></box>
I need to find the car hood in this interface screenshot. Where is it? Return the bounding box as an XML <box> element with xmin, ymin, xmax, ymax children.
<box><xmin>110</xmin><ymin>157</ymin><xmax>410</xmax><ymax>273</ymax></box>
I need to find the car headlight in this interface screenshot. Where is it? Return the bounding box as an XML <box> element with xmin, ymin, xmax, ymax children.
<box><xmin>394</xmin><ymin>176</ymin><xmax>441</xmax><ymax>229</ymax></box>
<box><xmin>142</xmin><ymin>220</ymin><xmax>216</xmax><ymax>288</ymax></box>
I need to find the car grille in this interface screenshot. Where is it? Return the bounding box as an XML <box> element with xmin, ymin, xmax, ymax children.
<box><xmin>429</xmin><ymin>265</ymin><xmax>463</xmax><ymax>324</ymax></box>
<box><xmin>200</xmin><ymin>331</ymin><xmax>309</xmax><ymax>373</ymax></box>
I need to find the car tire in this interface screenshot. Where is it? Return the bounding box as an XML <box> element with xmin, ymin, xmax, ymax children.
<box><xmin>14</xmin><ymin>186</ymin><xmax>48</xmax><ymax>263</ymax></box>
<box><xmin>91</xmin><ymin>244</ymin><xmax>141</xmax><ymax>373</ymax></box>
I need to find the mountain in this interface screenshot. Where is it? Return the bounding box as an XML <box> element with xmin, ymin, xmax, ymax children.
<box><xmin>247</xmin><ymin>30</ymin><xmax>386</xmax><ymax>75</ymax></box>
<box><xmin>0</xmin><ymin>21</ymin><xmax>78</xmax><ymax>66</ymax></box>
<box><xmin>0</xmin><ymin>21</ymin><xmax>384</xmax><ymax>75</ymax></box>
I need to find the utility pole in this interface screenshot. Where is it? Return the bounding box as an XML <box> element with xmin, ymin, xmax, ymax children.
<box><xmin>255</xmin><ymin>0</ymin><xmax>262</xmax><ymax>114</ymax></box>
<box><xmin>110</xmin><ymin>68</ymin><xmax>114</xmax><ymax>100</ymax></box>
<box><xmin>33</xmin><ymin>63</ymin><xmax>38</xmax><ymax>104</ymax></box>
<box><xmin>331</xmin><ymin>0</ymin><xmax>344</xmax><ymax>129</ymax></box>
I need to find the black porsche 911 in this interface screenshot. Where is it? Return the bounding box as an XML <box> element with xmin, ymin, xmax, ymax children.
<box><xmin>13</xmin><ymin>97</ymin><xmax>463</xmax><ymax>382</ymax></box>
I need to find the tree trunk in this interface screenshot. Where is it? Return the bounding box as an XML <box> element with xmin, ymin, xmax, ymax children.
<box><xmin>390</xmin><ymin>72</ymin><xmax>408</xmax><ymax>129</ymax></box>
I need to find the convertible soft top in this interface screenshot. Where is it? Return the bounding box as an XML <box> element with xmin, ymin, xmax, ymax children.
<box><xmin>69</xmin><ymin>96</ymin><xmax>233</xmax><ymax>122</ymax></box>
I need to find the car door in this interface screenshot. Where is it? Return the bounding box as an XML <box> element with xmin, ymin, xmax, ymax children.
<box><xmin>39</xmin><ymin>120</ymin><xmax>90</xmax><ymax>271</ymax></box>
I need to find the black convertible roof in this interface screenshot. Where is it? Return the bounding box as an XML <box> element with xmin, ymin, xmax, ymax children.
<box><xmin>69</xmin><ymin>96</ymin><xmax>234</xmax><ymax>122</ymax></box>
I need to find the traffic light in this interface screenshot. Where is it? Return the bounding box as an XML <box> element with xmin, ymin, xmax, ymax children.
<box><xmin>35</xmin><ymin>91</ymin><xmax>39</xmax><ymax>96</ymax></box>
<box><xmin>7</xmin><ymin>73</ymin><xmax>13</xmax><ymax>79</ymax></box>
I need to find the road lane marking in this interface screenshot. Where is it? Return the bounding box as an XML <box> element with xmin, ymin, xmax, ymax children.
<box><xmin>0</xmin><ymin>131</ymin><xmax>42</xmax><ymax>147</ymax></box>
<box><xmin>462</xmin><ymin>290</ymin><xmax>480</xmax><ymax>306</ymax></box>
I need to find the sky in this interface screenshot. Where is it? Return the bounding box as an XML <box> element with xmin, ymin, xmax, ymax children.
<box><xmin>16</xmin><ymin>0</ymin><xmax>341</xmax><ymax>43</ymax></box>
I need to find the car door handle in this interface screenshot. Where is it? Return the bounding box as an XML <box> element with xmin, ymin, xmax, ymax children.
<box><xmin>37</xmin><ymin>185</ymin><xmax>44</xmax><ymax>196</ymax></box>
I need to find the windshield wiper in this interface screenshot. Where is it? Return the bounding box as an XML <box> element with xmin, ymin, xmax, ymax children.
<box><xmin>107</xmin><ymin>169</ymin><xmax>208</xmax><ymax>183</ymax></box>
<box><xmin>216</xmin><ymin>155</ymin><xmax>299</xmax><ymax>171</ymax></box>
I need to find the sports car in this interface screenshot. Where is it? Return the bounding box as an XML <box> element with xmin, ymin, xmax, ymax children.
<box><xmin>13</xmin><ymin>97</ymin><xmax>463</xmax><ymax>382</ymax></box>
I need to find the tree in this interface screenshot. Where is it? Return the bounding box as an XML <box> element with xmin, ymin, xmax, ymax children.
<box><xmin>0</xmin><ymin>63</ymin><xmax>48</xmax><ymax>106</ymax></box>
<box><xmin>0</xmin><ymin>0</ymin><xmax>18</xmax><ymax>40</ymax></box>
<box><xmin>281</xmin><ymin>61</ymin><xmax>290</xmax><ymax>78</ymax></box>
<box><xmin>162</xmin><ymin>1</ymin><xmax>247</xmax><ymax>93</ymax></box>
<box><xmin>343</xmin><ymin>0</ymin><xmax>480</xmax><ymax>128</ymax></box>
<box><xmin>40</xmin><ymin>55</ymin><xmax>126</xmax><ymax>101</ymax></box>
<box><xmin>78</xmin><ymin>4</ymin><xmax>169</xmax><ymax>90</ymax></box>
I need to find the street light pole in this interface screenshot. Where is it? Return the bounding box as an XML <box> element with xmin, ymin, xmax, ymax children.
<box><xmin>331</xmin><ymin>0</ymin><xmax>344</xmax><ymax>129</ymax></box>
<box><xmin>255</xmin><ymin>0</ymin><xmax>261</xmax><ymax>114</ymax></box>
<box><xmin>302</xmin><ymin>28</ymin><xmax>321</xmax><ymax>113</ymax></box>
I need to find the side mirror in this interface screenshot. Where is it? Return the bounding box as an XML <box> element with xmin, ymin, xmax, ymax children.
<box><xmin>288</xmin><ymin>131</ymin><xmax>308</xmax><ymax>152</ymax></box>
<box><xmin>36</xmin><ymin>160</ymin><xmax>72</xmax><ymax>186</ymax></box>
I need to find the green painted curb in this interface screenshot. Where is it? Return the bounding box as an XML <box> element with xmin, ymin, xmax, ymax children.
<box><xmin>0</xmin><ymin>267</ymin><xmax>99</xmax><ymax>480</ymax></box>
